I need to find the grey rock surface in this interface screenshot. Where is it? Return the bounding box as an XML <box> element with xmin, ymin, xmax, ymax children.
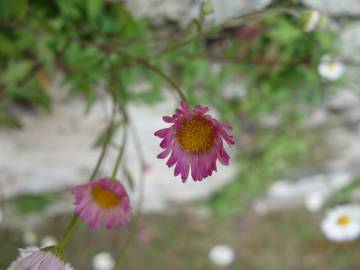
<box><xmin>340</xmin><ymin>22</ymin><xmax>360</xmax><ymax>63</ymax></box>
<box><xmin>126</xmin><ymin>0</ymin><xmax>272</xmax><ymax>25</ymax></box>
<box><xmin>254</xmin><ymin>87</ymin><xmax>360</xmax><ymax>214</ymax></box>
<box><xmin>325</xmin><ymin>88</ymin><xmax>360</xmax><ymax>112</ymax></box>
<box><xmin>301</xmin><ymin>0</ymin><xmax>360</xmax><ymax>16</ymax></box>
<box><xmin>254</xmin><ymin>171</ymin><xmax>353</xmax><ymax>214</ymax></box>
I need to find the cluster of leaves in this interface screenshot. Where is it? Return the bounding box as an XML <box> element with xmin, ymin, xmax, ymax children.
<box><xmin>0</xmin><ymin>1</ymin><xmax>335</xmax><ymax>128</ymax></box>
<box><xmin>0</xmin><ymin>0</ymin><xmax>156</xmax><ymax>127</ymax></box>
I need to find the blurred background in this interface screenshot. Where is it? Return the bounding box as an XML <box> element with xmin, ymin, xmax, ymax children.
<box><xmin>1</xmin><ymin>0</ymin><xmax>360</xmax><ymax>269</ymax></box>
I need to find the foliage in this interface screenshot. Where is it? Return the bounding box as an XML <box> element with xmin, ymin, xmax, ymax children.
<box><xmin>0</xmin><ymin>1</ymin><xmax>335</xmax><ymax>127</ymax></box>
<box><xmin>11</xmin><ymin>192</ymin><xmax>57</xmax><ymax>214</ymax></box>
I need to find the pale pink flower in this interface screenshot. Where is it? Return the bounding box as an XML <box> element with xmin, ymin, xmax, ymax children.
<box><xmin>73</xmin><ymin>178</ymin><xmax>131</xmax><ymax>229</ymax></box>
<box><xmin>7</xmin><ymin>246</ymin><xmax>65</xmax><ymax>270</ymax></box>
<box><xmin>155</xmin><ymin>101</ymin><xmax>234</xmax><ymax>182</ymax></box>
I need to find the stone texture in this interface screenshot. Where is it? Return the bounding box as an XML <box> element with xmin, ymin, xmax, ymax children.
<box><xmin>301</xmin><ymin>0</ymin><xmax>360</xmax><ymax>16</ymax></box>
<box><xmin>126</xmin><ymin>0</ymin><xmax>272</xmax><ymax>25</ymax></box>
<box><xmin>253</xmin><ymin>171</ymin><xmax>353</xmax><ymax>214</ymax></box>
<box><xmin>340</xmin><ymin>22</ymin><xmax>360</xmax><ymax>63</ymax></box>
<box><xmin>325</xmin><ymin>88</ymin><xmax>360</xmax><ymax>112</ymax></box>
<box><xmin>255</xmin><ymin>86</ymin><xmax>360</xmax><ymax>214</ymax></box>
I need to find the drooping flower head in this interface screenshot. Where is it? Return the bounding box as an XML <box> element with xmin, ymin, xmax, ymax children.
<box><xmin>321</xmin><ymin>205</ymin><xmax>360</xmax><ymax>242</ymax></box>
<box><xmin>7</xmin><ymin>246</ymin><xmax>67</xmax><ymax>270</ymax></box>
<box><xmin>73</xmin><ymin>178</ymin><xmax>131</xmax><ymax>229</ymax></box>
<box><xmin>154</xmin><ymin>101</ymin><xmax>235</xmax><ymax>182</ymax></box>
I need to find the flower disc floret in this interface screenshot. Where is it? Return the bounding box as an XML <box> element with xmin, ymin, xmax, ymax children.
<box><xmin>73</xmin><ymin>178</ymin><xmax>131</xmax><ymax>229</ymax></box>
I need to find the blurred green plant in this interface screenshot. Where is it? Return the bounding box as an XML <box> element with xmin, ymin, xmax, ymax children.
<box><xmin>0</xmin><ymin>1</ymin><xmax>335</xmax><ymax>127</ymax></box>
<box><xmin>207</xmin><ymin>124</ymin><xmax>310</xmax><ymax>215</ymax></box>
<box><xmin>11</xmin><ymin>192</ymin><xmax>57</xmax><ymax>214</ymax></box>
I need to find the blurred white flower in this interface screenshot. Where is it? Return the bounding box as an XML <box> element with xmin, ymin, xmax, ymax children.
<box><xmin>92</xmin><ymin>252</ymin><xmax>115</xmax><ymax>270</ymax></box>
<box><xmin>40</xmin><ymin>235</ymin><xmax>57</xmax><ymax>247</ymax></box>
<box><xmin>305</xmin><ymin>10</ymin><xmax>321</xmax><ymax>32</ymax></box>
<box><xmin>305</xmin><ymin>192</ymin><xmax>326</xmax><ymax>212</ymax></box>
<box><xmin>321</xmin><ymin>205</ymin><xmax>360</xmax><ymax>242</ymax></box>
<box><xmin>208</xmin><ymin>244</ymin><xmax>235</xmax><ymax>267</ymax></box>
<box><xmin>22</xmin><ymin>230</ymin><xmax>37</xmax><ymax>246</ymax></box>
<box><xmin>318</xmin><ymin>55</ymin><xmax>344</xmax><ymax>81</ymax></box>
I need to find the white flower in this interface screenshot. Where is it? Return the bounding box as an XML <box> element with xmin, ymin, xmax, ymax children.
<box><xmin>321</xmin><ymin>205</ymin><xmax>360</xmax><ymax>242</ymax></box>
<box><xmin>318</xmin><ymin>55</ymin><xmax>345</xmax><ymax>81</ymax></box>
<box><xmin>305</xmin><ymin>10</ymin><xmax>321</xmax><ymax>32</ymax></box>
<box><xmin>208</xmin><ymin>244</ymin><xmax>235</xmax><ymax>267</ymax></box>
<box><xmin>92</xmin><ymin>252</ymin><xmax>115</xmax><ymax>270</ymax></box>
<box><xmin>305</xmin><ymin>192</ymin><xmax>326</xmax><ymax>212</ymax></box>
<box><xmin>41</xmin><ymin>235</ymin><xmax>57</xmax><ymax>248</ymax></box>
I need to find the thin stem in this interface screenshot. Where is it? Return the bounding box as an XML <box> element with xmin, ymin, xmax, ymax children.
<box><xmin>136</xmin><ymin>59</ymin><xmax>187</xmax><ymax>101</ymax></box>
<box><xmin>115</xmin><ymin>50</ymin><xmax>187</xmax><ymax>102</ymax></box>
<box><xmin>58</xmin><ymin>214</ymin><xmax>79</xmax><ymax>249</ymax></box>
<box><xmin>115</xmin><ymin>217</ymin><xmax>140</xmax><ymax>270</ymax></box>
<box><xmin>114</xmin><ymin>119</ymin><xmax>147</xmax><ymax>270</ymax></box>
<box><xmin>57</xmin><ymin>97</ymin><xmax>117</xmax><ymax>249</ymax></box>
<box><xmin>110</xmin><ymin>108</ymin><xmax>128</xmax><ymax>180</ymax></box>
<box><xmin>154</xmin><ymin>7</ymin><xmax>301</xmax><ymax>58</ymax></box>
<box><xmin>129</xmin><ymin>122</ymin><xmax>146</xmax><ymax>212</ymax></box>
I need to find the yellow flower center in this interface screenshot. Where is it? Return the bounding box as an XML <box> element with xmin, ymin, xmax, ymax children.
<box><xmin>176</xmin><ymin>116</ymin><xmax>215</xmax><ymax>153</ymax></box>
<box><xmin>337</xmin><ymin>215</ymin><xmax>351</xmax><ymax>226</ymax></box>
<box><xmin>91</xmin><ymin>185</ymin><xmax>120</xmax><ymax>209</ymax></box>
<box><xmin>326</xmin><ymin>62</ymin><xmax>336</xmax><ymax>71</ymax></box>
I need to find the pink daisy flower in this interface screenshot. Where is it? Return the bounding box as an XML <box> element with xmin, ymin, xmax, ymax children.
<box><xmin>73</xmin><ymin>178</ymin><xmax>131</xmax><ymax>229</ymax></box>
<box><xmin>7</xmin><ymin>246</ymin><xmax>65</xmax><ymax>270</ymax></box>
<box><xmin>154</xmin><ymin>101</ymin><xmax>235</xmax><ymax>182</ymax></box>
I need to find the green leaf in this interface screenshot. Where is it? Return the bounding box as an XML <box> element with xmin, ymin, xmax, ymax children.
<box><xmin>86</xmin><ymin>0</ymin><xmax>103</xmax><ymax>20</ymax></box>
<box><xmin>0</xmin><ymin>33</ymin><xmax>17</xmax><ymax>56</ymax></box>
<box><xmin>6</xmin><ymin>79</ymin><xmax>51</xmax><ymax>111</ymax></box>
<box><xmin>0</xmin><ymin>109</ymin><xmax>22</xmax><ymax>128</ymax></box>
<box><xmin>3</xmin><ymin>60</ymin><xmax>33</xmax><ymax>86</ymax></box>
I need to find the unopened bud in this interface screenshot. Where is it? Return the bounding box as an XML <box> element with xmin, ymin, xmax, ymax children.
<box><xmin>201</xmin><ymin>1</ymin><xmax>214</xmax><ymax>16</ymax></box>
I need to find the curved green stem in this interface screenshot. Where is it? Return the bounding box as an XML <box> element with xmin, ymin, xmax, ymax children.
<box><xmin>57</xmin><ymin>98</ymin><xmax>117</xmax><ymax>249</ymax></box>
<box><xmin>115</xmin><ymin>217</ymin><xmax>140</xmax><ymax>270</ymax></box>
<box><xmin>111</xmin><ymin>124</ymin><xmax>128</xmax><ymax>180</ymax></box>
<box><xmin>58</xmin><ymin>214</ymin><xmax>79</xmax><ymax>249</ymax></box>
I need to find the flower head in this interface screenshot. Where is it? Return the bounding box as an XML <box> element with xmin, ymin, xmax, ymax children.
<box><xmin>304</xmin><ymin>10</ymin><xmax>321</xmax><ymax>32</ymax></box>
<box><xmin>155</xmin><ymin>101</ymin><xmax>234</xmax><ymax>182</ymax></box>
<box><xmin>321</xmin><ymin>205</ymin><xmax>360</xmax><ymax>242</ymax></box>
<box><xmin>73</xmin><ymin>178</ymin><xmax>130</xmax><ymax>229</ymax></box>
<box><xmin>7</xmin><ymin>246</ymin><xmax>67</xmax><ymax>270</ymax></box>
<box><xmin>208</xmin><ymin>244</ymin><xmax>235</xmax><ymax>267</ymax></box>
<box><xmin>318</xmin><ymin>55</ymin><xmax>344</xmax><ymax>81</ymax></box>
<box><xmin>92</xmin><ymin>252</ymin><xmax>115</xmax><ymax>270</ymax></box>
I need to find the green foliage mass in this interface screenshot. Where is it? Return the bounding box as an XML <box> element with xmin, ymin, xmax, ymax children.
<box><xmin>0</xmin><ymin>1</ymin><xmax>335</xmax><ymax>127</ymax></box>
